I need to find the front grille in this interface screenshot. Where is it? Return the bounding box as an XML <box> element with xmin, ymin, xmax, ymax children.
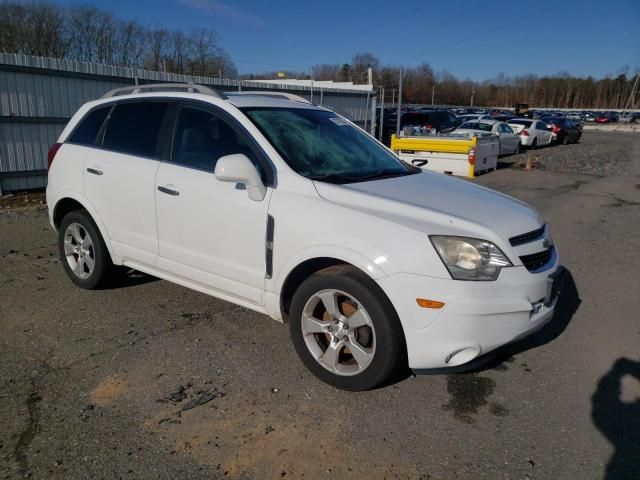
<box><xmin>520</xmin><ymin>248</ymin><xmax>553</xmax><ymax>272</ymax></box>
<box><xmin>510</xmin><ymin>225</ymin><xmax>546</xmax><ymax>246</ymax></box>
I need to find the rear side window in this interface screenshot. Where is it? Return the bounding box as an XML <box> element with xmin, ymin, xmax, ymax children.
<box><xmin>68</xmin><ymin>106</ymin><xmax>110</xmax><ymax>146</ymax></box>
<box><xmin>103</xmin><ymin>102</ymin><xmax>169</xmax><ymax>158</ymax></box>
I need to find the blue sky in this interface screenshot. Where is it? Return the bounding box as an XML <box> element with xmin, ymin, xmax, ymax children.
<box><xmin>51</xmin><ymin>0</ymin><xmax>639</xmax><ymax>79</ymax></box>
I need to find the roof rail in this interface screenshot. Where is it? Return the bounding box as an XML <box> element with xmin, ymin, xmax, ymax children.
<box><xmin>226</xmin><ymin>91</ymin><xmax>312</xmax><ymax>104</ymax></box>
<box><xmin>101</xmin><ymin>82</ymin><xmax>226</xmax><ymax>99</ymax></box>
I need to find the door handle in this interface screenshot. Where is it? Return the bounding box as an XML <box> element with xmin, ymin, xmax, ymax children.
<box><xmin>412</xmin><ymin>159</ymin><xmax>429</xmax><ymax>167</ymax></box>
<box><xmin>87</xmin><ymin>167</ymin><xmax>103</xmax><ymax>175</ymax></box>
<box><xmin>157</xmin><ymin>185</ymin><xmax>180</xmax><ymax>196</ymax></box>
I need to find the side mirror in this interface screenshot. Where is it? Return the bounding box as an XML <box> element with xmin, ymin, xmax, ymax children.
<box><xmin>214</xmin><ymin>154</ymin><xmax>266</xmax><ymax>201</ymax></box>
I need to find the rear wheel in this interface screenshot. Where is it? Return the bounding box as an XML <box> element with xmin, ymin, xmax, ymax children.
<box><xmin>288</xmin><ymin>265</ymin><xmax>405</xmax><ymax>391</ymax></box>
<box><xmin>530</xmin><ymin>138</ymin><xmax>538</xmax><ymax>149</ymax></box>
<box><xmin>58</xmin><ymin>210</ymin><xmax>115</xmax><ymax>289</ymax></box>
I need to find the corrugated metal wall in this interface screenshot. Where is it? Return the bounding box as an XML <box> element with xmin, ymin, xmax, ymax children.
<box><xmin>0</xmin><ymin>53</ymin><xmax>373</xmax><ymax>193</ymax></box>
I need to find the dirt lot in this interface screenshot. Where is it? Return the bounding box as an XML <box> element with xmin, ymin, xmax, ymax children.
<box><xmin>1</xmin><ymin>131</ymin><xmax>639</xmax><ymax>480</ymax></box>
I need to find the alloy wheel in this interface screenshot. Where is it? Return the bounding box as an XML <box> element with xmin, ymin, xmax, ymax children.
<box><xmin>63</xmin><ymin>222</ymin><xmax>95</xmax><ymax>279</ymax></box>
<box><xmin>301</xmin><ymin>289</ymin><xmax>376</xmax><ymax>376</ymax></box>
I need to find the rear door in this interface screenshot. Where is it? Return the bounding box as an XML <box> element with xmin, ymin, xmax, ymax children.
<box><xmin>154</xmin><ymin>103</ymin><xmax>273</xmax><ymax>304</ymax></box>
<box><xmin>84</xmin><ymin>100</ymin><xmax>170</xmax><ymax>266</ymax></box>
<box><xmin>536</xmin><ymin>122</ymin><xmax>552</xmax><ymax>144</ymax></box>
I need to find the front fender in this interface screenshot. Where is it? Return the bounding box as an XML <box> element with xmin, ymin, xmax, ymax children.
<box><xmin>271</xmin><ymin>244</ymin><xmax>388</xmax><ymax>296</ymax></box>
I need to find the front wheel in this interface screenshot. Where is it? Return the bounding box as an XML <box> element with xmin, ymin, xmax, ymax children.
<box><xmin>288</xmin><ymin>265</ymin><xmax>405</xmax><ymax>390</ymax></box>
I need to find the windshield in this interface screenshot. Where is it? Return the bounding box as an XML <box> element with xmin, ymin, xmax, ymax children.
<box><xmin>458</xmin><ymin>121</ymin><xmax>493</xmax><ymax>132</ymax></box>
<box><xmin>509</xmin><ymin>120</ymin><xmax>532</xmax><ymax>127</ymax></box>
<box><xmin>243</xmin><ymin>108</ymin><xmax>417</xmax><ymax>183</ymax></box>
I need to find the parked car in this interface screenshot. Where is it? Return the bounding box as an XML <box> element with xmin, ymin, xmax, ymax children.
<box><xmin>583</xmin><ymin>112</ymin><xmax>597</xmax><ymax>122</ymax></box>
<box><xmin>619</xmin><ymin>112</ymin><xmax>635</xmax><ymax>123</ymax></box>
<box><xmin>508</xmin><ymin>119</ymin><xmax>553</xmax><ymax>148</ymax></box>
<box><xmin>595</xmin><ymin>115</ymin><xmax>610</xmax><ymax>124</ymax></box>
<box><xmin>545</xmin><ymin>117</ymin><xmax>582</xmax><ymax>144</ymax></box>
<box><xmin>382</xmin><ymin>109</ymin><xmax>458</xmax><ymax>145</ymax></box>
<box><xmin>455</xmin><ymin>120</ymin><xmax>521</xmax><ymax>155</ymax></box>
<box><xmin>46</xmin><ymin>84</ymin><xmax>563</xmax><ymax>390</ymax></box>
<box><xmin>457</xmin><ymin>114</ymin><xmax>493</xmax><ymax>123</ymax></box>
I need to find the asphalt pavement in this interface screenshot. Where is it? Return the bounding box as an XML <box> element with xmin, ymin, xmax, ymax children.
<box><xmin>1</xmin><ymin>131</ymin><xmax>639</xmax><ymax>479</ymax></box>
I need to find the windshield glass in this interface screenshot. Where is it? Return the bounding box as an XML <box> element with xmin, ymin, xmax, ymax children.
<box><xmin>242</xmin><ymin>108</ymin><xmax>417</xmax><ymax>183</ymax></box>
<box><xmin>458</xmin><ymin>122</ymin><xmax>493</xmax><ymax>132</ymax></box>
<box><xmin>509</xmin><ymin>120</ymin><xmax>532</xmax><ymax>127</ymax></box>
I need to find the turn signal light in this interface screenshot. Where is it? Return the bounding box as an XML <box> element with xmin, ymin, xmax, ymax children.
<box><xmin>416</xmin><ymin>298</ymin><xmax>445</xmax><ymax>309</ymax></box>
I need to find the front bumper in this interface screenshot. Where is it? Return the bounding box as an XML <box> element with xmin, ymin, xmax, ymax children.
<box><xmin>377</xmin><ymin>261</ymin><xmax>562</xmax><ymax>369</ymax></box>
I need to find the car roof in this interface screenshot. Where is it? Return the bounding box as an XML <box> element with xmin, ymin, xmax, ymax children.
<box><xmin>84</xmin><ymin>91</ymin><xmax>325</xmax><ymax>111</ymax></box>
<box><xmin>461</xmin><ymin>119</ymin><xmax>498</xmax><ymax>125</ymax></box>
<box><xmin>225</xmin><ymin>93</ymin><xmax>323</xmax><ymax>110</ymax></box>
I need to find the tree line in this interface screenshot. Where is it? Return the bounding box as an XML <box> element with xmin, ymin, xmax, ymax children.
<box><xmin>249</xmin><ymin>53</ymin><xmax>638</xmax><ymax>109</ymax></box>
<box><xmin>0</xmin><ymin>1</ymin><xmax>237</xmax><ymax>77</ymax></box>
<box><xmin>1</xmin><ymin>2</ymin><xmax>637</xmax><ymax>109</ymax></box>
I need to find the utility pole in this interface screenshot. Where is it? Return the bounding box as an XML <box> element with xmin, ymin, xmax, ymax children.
<box><xmin>379</xmin><ymin>87</ymin><xmax>385</xmax><ymax>141</ymax></box>
<box><xmin>396</xmin><ymin>69</ymin><xmax>403</xmax><ymax>137</ymax></box>
<box><xmin>431</xmin><ymin>84</ymin><xmax>435</xmax><ymax>106</ymax></box>
<box><xmin>391</xmin><ymin>89</ymin><xmax>396</xmax><ymax>108</ymax></box>
<box><xmin>470</xmin><ymin>88</ymin><xmax>475</xmax><ymax>107</ymax></box>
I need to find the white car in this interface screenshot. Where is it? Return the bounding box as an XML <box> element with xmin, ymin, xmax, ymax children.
<box><xmin>46</xmin><ymin>84</ymin><xmax>562</xmax><ymax>391</ymax></box>
<box><xmin>457</xmin><ymin>114</ymin><xmax>493</xmax><ymax>123</ymax></box>
<box><xmin>508</xmin><ymin>119</ymin><xmax>553</xmax><ymax>148</ymax></box>
<box><xmin>454</xmin><ymin>120</ymin><xmax>521</xmax><ymax>156</ymax></box>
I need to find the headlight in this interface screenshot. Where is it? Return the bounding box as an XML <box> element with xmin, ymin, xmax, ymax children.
<box><xmin>430</xmin><ymin>236</ymin><xmax>512</xmax><ymax>281</ymax></box>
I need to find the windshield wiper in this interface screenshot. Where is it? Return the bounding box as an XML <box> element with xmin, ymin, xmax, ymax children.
<box><xmin>307</xmin><ymin>173</ymin><xmax>363</xmax><ymax>184</ymax></box>
<box><xmin>355</xmin><ymin>169</ymin><xmax>415</xmax><ymax>181</ymax></box>
<box><xmin>309</xmin><ymin>169</ymin><xmax>415</xmax><ymax>184</ymax></box>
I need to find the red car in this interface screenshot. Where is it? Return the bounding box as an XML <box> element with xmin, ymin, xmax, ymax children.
<box><xmin>595</xmin><ymin>115</ymin><xmax>610</xmax><ymax>123</ymax></box>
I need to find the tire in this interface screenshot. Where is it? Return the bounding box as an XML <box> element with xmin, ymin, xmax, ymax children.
<box><xmin>288</xmin><ymin>265</ymin><xmax>405</xmax><ymax>391</ymax></box>
<box><xmin>58</xmin><ymin>210</ymin><xmax>115</xmax><ymax>289</ymax></box>
<box><xmin>514</xmin><ymin>142</ymin><xmax>521</xmax><ymax>155</ymax></box>
<box><xmin>562</xmin><ymin>133</ymin><xmax>569</xmax><ymax>145</ymax></box>
<box><xmin>530</xmin><ymin>138</ymin><xmax>538</xmax><ymax>150</ymax></box>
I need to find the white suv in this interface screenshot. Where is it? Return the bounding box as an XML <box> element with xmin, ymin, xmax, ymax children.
<box><xmin>47</xmin><ymin>84</ymin><xmax>563</xmax><ymax>390</ymax></box>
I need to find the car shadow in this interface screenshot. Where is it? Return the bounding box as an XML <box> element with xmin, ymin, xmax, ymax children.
<box><xmin>416</xmin><ymin>268</ymin><xmax>581</xmax><ymax>375</ymax></box>
<box><xmin>102</xmin><ymin>268</ymin><xmax>159</xmax><ymax>290</ymax></box>
<box><xmin>591</xmin><ymin>357</ymin><xmax>640</xmax><ymax>479</ymax></box>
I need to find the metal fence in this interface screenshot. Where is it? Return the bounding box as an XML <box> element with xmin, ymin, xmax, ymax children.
<box><xmin>0</xmin><ymin>53</ymin><xmax>374</xmax><ymax>193</ymax></box>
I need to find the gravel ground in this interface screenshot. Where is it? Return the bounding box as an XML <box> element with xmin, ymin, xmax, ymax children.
<box><xmin>505</xmin><ymin>130</ymin><xmax>640</xmax><ymax>176</ymax></box>
<box><xmin>1</xmin><ymin>131</ymin><xmax>639</xmax><ymax>480</ymax></box>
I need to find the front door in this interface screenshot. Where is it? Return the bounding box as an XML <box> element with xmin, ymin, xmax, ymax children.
<box><xmin>154</xmin><ymin>104</ymin><xmax>272</xmax><ymax>305</ymax></box>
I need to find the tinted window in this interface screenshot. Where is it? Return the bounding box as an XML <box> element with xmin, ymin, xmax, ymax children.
<box><xmin>536</xmin><ymin>122</ymin><xmax>547</xmax><ymax>130</ymax></box>
<box><xmin>172</xmin><ymin>106</ymin><xmax>261</xmax><ymax>173</ymax></box>
<box><xmin>500</xmin><ymin>124</ymin><xmax>514</xmax><ymax>133</ymax></box>
<box><xmin>401</xmin><ymin>113</ymin><xmax>429</xmax><ymax>126</ymax></box>
<box><xmin>103</xmin><ymin>102</ymin><xmax>168</xmax><ymax>158</ymax></box>
<box><xmin>68</xmin><ymin>106</ymin><xmax>110</xmax><ymax>146</ymax></box>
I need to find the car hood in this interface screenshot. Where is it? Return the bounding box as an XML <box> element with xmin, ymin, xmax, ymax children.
<box><xmin>313</xmin><ymin>172</ymin><xmax>543</xmax><ymax>244</ymax></box>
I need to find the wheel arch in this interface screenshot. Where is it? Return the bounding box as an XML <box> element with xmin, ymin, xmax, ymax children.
<box><xmin>51</xmin><ymin>193</ymin><xmax>118</xmax><ymax>263</ymax></box>
<box><xmin>277</xmin><ymin>252</ymin><xmax>388</xmax><ymax>322</ymax></box>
